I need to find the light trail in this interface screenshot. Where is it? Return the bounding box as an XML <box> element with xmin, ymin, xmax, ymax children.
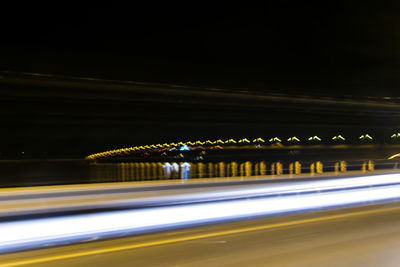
<box><xmin>1</xmin><ymin>173</ymin><xmax>400</xmax><ymax>253</ymax></box>
<box><xmin>2</xmin><ymin>172</ymin><xmax>400</xmax><ymax>219</ymax></box>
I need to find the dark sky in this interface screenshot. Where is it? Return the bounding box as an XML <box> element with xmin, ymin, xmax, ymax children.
<box><xmin>2</xmin><ymin>2</ymin><xmax>400</xmax><ymax>158</ymax></box>
<box><xmin>2</xmin><ymin>2</ymin><xmax>400</xmax><ymax>91</ymax></box>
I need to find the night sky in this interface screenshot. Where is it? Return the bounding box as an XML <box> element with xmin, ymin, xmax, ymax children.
<box><xmin>1</xmin><ymin>2</ymin><xmax>400</xmax><ymax>158</ymax></box>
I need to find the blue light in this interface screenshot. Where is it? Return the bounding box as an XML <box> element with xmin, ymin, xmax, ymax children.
<box><xmin>180</xmin><ymin>145</ymin><xmax>190</xmax><ymax>151</ymax></box>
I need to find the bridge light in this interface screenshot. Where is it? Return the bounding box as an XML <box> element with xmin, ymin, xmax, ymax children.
<box><xmin>360</xmin><ymin>134</ymin><xmax>373</xmax><ymax>140</ymax></box>
<box><xmin>269</xmin><ymin>137</ymin><xmax>281</xmax><ymax>143</ymax></box>
<box><xmin>308</xmin><ymin>136</ymin><xmax>321</xmax><ymax>141</ymax></box>
<box><xmin>287</xmin><ymin>136</ymin><xmax>300</xmax><ymax>142</ymax></box>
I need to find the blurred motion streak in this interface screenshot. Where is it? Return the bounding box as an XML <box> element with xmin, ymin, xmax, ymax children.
<box><xmin>2</xmin><ymin>173</ymin><xmax>400</xmax><ymax>253</ymax></box>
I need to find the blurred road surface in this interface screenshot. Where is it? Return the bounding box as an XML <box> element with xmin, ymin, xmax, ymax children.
<box><xmin>2</xmin><ymin>203</ymin><xmax>400</xmax><ymax>267</ymax></box>
<box><xmin>0</xmin><ymin>171</ymin><xmax>393</xmax><ymax>220</ymax></box>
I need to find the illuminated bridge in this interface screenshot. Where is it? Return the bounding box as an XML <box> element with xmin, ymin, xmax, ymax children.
<box><xmin>83</xmin><ymin>133</ymin><xmax>400</xmax><ymax>183</ymax></box>
<box><xmin>86</xmin><ymin>133</ymin><xmax>397</xmax><ymax>160</ymax></box>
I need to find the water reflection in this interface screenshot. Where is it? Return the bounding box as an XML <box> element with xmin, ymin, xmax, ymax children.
<box><xmin>88</xmin><ymin>159</ymin><xmax>390</xmax><ymax>182</ymax></box>
<box><xmin>89</xmin><ymin>160</ymin><xmax>363</xmax><ymax>182</ymax></box>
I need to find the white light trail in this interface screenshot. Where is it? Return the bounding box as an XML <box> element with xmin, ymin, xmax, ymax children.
<box><xmin>1</xmin><ymin>173</ymin><xmax>400</xmax><ymax>253</ymax></box>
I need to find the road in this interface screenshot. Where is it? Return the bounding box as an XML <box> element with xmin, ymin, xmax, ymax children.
<box><xmin>2</xmin><ymin>203</ymin><xmax>400</xmax><ymax>266</ymax></box>
<box><xmin>0</xmin><ymin>171</ymin><xmax>395</xmax><ymax>220</ymax></box>
<box><xmin>2</xmin><ymin>172</ymin><xmax>400</xmax><ymax>266</ymax></box>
